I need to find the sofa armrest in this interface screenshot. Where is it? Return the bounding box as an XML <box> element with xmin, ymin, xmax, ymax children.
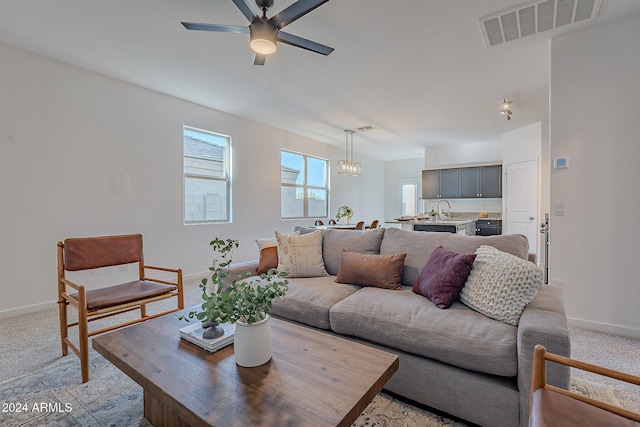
<box><xmin>516</xmin><ymin>285</ymin><xmax>571</xmax><ymax>426</ymax></box>
<box><xmin>220</xmin><ymin>260</ymin><xmax>259</xmax><ymax>288</ymax></box>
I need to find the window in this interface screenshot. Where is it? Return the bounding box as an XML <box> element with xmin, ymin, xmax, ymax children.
<box><xmin>281</xmin><ymin>150</ymin><xmax>329</xmax><ymax>219</ymax></box>
<box><xmin>183</xmin><ymin>126</ymin><xmax>231</xmax><ymax>223</ymax></box>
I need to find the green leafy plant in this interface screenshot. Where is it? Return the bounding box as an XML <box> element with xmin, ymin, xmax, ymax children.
<box><xmin>336</xmin><ymin>205</ymin><xmax>353</xmax><ymax>220</ymax></box>
<box><xmin>180</xmin><ymin>237</ymin><xmax>288</xmax><ymax>325</ymax></box>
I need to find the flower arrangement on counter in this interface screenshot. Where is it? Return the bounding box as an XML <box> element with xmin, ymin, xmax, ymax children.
<box><xmin>336</xmin><ymin>205</ymin><xmax>354</xmax><ymax>220</ymax></box>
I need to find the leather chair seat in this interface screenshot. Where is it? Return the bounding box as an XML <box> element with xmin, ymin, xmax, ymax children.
<box><xmin>530</xmin><ymin>388</ymin><xmax>640</xmax><ymax>427</ymax></box>
<box><xmin>71</xmin><ymin>281</ymin><xmax>177</xmax><ymax>310</ymax></box>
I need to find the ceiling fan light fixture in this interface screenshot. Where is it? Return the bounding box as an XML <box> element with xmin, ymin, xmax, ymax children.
<box><xmin>250</xmin><ymin>21</ymin><xmax>277</xmax><ymax>55</ymax></box>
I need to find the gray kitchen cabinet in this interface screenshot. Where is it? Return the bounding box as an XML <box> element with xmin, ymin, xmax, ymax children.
<box><xmin>459</xmin><ymin>168</ymin><xmax>480</xmax><ymax>198</ymax></box>
<box><xmin>439</xmin><ymin>168</ymin><xmax>459</xmax><ymax>198</ymax></box>
<box><xmin>459</xmin><ymin>165</ymin><xmax>502</xmax><ymax>198</ymax></box>
<box><xmin>422</xmin><ymin>170</ymin><xmax>440</xmax><ymax>199</ymax></box>
<box><xmin>421</xmin><ymin>168</ymin><xmax>459</xmax><ymax>199</ymax></box>
<box><xmin>479</xmin><ymin>165</ymin><xmax>502</xmax><ymax>198</ymax></box>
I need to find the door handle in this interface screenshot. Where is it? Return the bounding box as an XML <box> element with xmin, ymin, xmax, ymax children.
<box><xmin>529</xmin><ymin>217</ymin><xmax>535</xmax><ymax>221</ymax></box>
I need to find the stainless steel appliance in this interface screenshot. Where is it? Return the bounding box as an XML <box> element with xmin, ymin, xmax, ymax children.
<box><xmin>475</xmin><ymin>219</ymin><xmax>502</xmax><ymax>236</ymax></box>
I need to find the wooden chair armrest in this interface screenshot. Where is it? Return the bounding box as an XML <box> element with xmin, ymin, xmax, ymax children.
<box><xmin>60</xmin><ymin>277</ymin><xmax>83</xmax><ymax>293</ymax></box>
<box><xmin>144</xmin><ymin>265</ymin><xmax>181</xmax><ymax>274</ymax></box>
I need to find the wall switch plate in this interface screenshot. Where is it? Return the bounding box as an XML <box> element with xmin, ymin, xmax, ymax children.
<box><xmin>553</xmin><ymin>202</ymin><xmax>565</xmax><ymax>216</ymax></box>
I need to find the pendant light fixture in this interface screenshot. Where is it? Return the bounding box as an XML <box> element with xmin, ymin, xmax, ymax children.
<box><xmin>337</xmin><ymin>129</ymin><xmax>361</xmax><ymax>176</ymax></box>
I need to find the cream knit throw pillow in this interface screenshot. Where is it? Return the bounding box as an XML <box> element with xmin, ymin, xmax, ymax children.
<box><xmin>459</xmin><ymin>245</ymin><xmax>543</xmax><ymax>326</ymax></box>
<box><xmin>276</xmin><ymin>230</ymin><xmax>328</xmax><ymax>278</ymax></box>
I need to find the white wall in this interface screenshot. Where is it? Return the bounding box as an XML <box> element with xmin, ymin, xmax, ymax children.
<box><xmin>0</xmin><ymin>43</ymin><xmax>384</xmax><ymax>317</ymax></box>
<box><xmin>549</xmin><ymin>14</ymin><xmax>640</xmax><ymax>337</ymax></box>
<box><xmin>424</xmin><ymin>141</ymin><xmax>502</xmax><ymax>169</ymax></box>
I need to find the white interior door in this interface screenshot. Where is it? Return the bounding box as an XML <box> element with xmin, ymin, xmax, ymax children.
<box><xmin>505</xmin><ymin>159</ymin><xmax>538</xmax><ymax>260</ymax></box>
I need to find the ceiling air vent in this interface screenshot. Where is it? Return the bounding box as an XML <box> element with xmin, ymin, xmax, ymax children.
<box><xmin>479</xmin><ymin>0</ymin><xmax>601</xmax><ymax>47</ymax></box>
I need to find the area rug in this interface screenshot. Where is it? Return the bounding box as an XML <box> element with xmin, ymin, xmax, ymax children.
<box><xmin>0</xmin><ymin>351</ymin><xmax>618</xmax><ymax>427</ymax></box>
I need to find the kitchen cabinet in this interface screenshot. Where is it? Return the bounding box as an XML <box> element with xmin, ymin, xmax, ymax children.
<box><xmin>423</xmin><ymin>165</ymin><xmax>501</xmax><ymax>199</ymax></box>
<box><xmin>421</xmin><ymin>169</ymin><xmax>459</xmax><ymax>199</ymax></box>
<box><xmin>413</xmin><ymin>220</ymin><xmax>474</xmax><ymax>235</ymax></box>
<box><xmin>459</xmin><ymin>166</ymin><xmax>502</xmax><ymax>198</ymax></box>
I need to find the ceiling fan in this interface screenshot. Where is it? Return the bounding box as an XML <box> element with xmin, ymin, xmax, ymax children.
<box><xmin>181</xmin><ymin>0</ymin><xmax>334</xmax><ymax>65</ymax></box>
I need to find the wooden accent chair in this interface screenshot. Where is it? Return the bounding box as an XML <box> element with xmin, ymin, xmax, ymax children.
<box><xmin>530</xmin><ymin>344</ymin><xmax>640</xmax><ymax>426</ymax></box>
<box><xmin>368</xmin><ymin>220</ymin><xmax>379</xmax><ymax>229</ymax></box>
<box><xmin>57</xmin><ymin>234</ymin><xmax>183</xmax><ymax>383</ymax></box>
<box><xmin>355</xmin><ymin>221</ymin><xmax>365</xmax><ymax>230</ymax></box>
<box><xmin>314</xmin><ymin>220</ymin><xmax>324</xmax><ymax>226</ymax></box>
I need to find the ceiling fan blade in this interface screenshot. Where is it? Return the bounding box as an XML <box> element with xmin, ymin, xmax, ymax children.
<box><xmin>232</xmin><ymin>0</ymin><xmax>259</xmax><ymax>22</ymax></box>
<box><xmin>269</xmin><ymin>0</ymin><xmax>331</xmax><ymax>29</ymax></box>
<box><xmin>277</xmin><ymin>31</ymin><xmax>334</xmax><ymax>55</ymax></box>
<box><xmin>182</xmin><ymin>22</ymin><xmax>249</xmax><ymax>34</ymax></box>
<box><xmin>253</xmin><ymin>53</ymin><xmax>267</xmax><ymax>65</ymax></box>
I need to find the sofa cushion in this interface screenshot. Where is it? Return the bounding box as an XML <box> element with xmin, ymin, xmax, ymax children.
<box><xmin>335</xmin><ymin>251</ymin><xmax>406</xmax><ymax>290</ymax></box>
<box><xmin>380</xmin><ymin>228</ymin><xmax>529</xmax><ymax>286</ymax></box>
<box><xmin>412</xmin><ymin>246</ymin><xmax>476</xmax><ymax>309</ymax></box>
<box><xmin>329</xmin><ymin>286</ymin><xmax>518</xmax><ymax>377</ymax></box>
<box><xmin>271</xmin><ymin>276</ymin><xmax>360</xmax><ymax>329</ymax></box>
<box><xmin>276</xmin><ymin>230</ymin><xmax>328</xmax><ymax>278</ymax></box>
<box><xmin>322</xmin><ymin>228</ymin><xmax>385</xmax><ymax>275</ymax></box>
<box><xmin>459</xmin><ymin>245</ymin><xmax>543</xmax><ymax>326</ymax></box>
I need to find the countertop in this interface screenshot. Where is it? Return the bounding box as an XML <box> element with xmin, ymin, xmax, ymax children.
<box><xmin>412</xmin><ymin>219</ymin><xmax>475</xmax><ymax>226</ymax></box>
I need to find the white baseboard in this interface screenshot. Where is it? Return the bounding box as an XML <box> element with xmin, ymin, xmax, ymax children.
<box><xmin>568</xmin><ymin>317</ymin><xmax>640</xmax><ymax>339</ymax></box>
<box><xmin>0</xmin><ymin>271</ymin><xmax>208</xmax><ymax>321</ymax></box>
<box><xmin>0</xmin><ymin>301</ymin><xmax>58</xmax><ymax>320</ymax></box>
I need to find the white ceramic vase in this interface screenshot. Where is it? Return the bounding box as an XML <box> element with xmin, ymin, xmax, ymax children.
<box><xmin>343</xmin><ymin>216</ymin><xmax>350</xmax><ymax>225</ymax></box>
<box><xmin>233</xmin><ymin>315</ymin><xmax>272</xmax><ymax>367</ymax></box>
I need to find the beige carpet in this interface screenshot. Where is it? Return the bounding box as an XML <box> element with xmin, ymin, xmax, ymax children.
<box><xmin>0</xmin><ymin>348</ymin><xmax>617</xmax><ymax>427</ymax></box>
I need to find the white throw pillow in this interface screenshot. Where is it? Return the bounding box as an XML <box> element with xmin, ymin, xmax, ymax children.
<box><xmin>459</xmin><ymin>245</ymin><xmax>543</xmax><ymax>326</ymax></box>
<box><xmin>276</xmin><ymin>230</ymin><xmax>328</xmax><ymax>278</ymax></box>
<box><xmin>255</xmin><ymin>230</ymin><xmax>300</xmax><ymax>251</ymax></box>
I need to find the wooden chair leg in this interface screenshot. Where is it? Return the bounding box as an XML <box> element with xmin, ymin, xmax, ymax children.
<box><xmin>177</xmin><ymin>269</ymin><xmax>184</xmax><ymax>309</ymax></box>
<box><xmin>58</xmin><ymin>299</ymin><xmax>69</xmax><ymax>356</ymax></box>
<box><xmin>78</xmin><ymin>293</ymin><xmax>90</xmax><ymax>383</ymax></box>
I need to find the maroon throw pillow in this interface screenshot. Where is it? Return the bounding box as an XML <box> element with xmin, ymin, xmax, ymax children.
<box><xmin>335</xmin><ymin>251</ymin><xmax>406</xmax><ymax>290</ymax></box>
<box><xmin>412</xmin><ymin>246</ymin><xmax>477</xmax><ymax>309</ymax></box>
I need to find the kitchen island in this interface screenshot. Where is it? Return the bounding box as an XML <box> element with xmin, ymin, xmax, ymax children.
<box><xmin>385</xmin><ymin>216</ymin><xmax>500</xmax><ymax>236</ymax></box>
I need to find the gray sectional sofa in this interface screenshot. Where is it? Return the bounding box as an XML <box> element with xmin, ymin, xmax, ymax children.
<box><xmin>227</xmin><ymin>227</ymin><xmax>570</xmax><ymax>427</ymax></box>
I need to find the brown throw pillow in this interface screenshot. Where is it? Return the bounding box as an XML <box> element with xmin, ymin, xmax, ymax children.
<box><xmin>257</xmin><ymin>246</ymin><xmax>278</xmax><ymax>275</ymax></box>
<box><xmin>335</xmin><ymin>251</ymin><xmax>406</xmax><ymax>290</ymax></box>
<box><xmin>412</xmin><ymin>246</ymin><xmax>477</xmax><ymax>309</ymax></box>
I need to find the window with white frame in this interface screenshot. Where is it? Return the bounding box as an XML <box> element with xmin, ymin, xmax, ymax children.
<box><xmin>281</xmin><ymin>150</ymin><xmax>329</xmax><ymax>219</ymax></box>
<box><xmin>183</xmin><ymin>126</ymin><xmax>231</xmax><ymax>223</ymax></box>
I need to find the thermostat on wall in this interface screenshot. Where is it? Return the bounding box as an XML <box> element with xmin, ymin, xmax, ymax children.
<box><xmin>553</xmin><ymin>157</ymin><xmax>569</xmax><ymax>169</ymax></box>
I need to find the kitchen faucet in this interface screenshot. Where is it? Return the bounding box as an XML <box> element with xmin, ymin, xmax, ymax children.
<box><xmin>435</xmin><ymin>199</ymin><xmax>451</xmax><ymax>222</ymax></box>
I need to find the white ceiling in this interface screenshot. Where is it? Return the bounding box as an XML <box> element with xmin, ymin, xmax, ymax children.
<box><xmin>2</xmin><ymin>0</ymin><xmax>640</xmax><ymax>161</ymax></box>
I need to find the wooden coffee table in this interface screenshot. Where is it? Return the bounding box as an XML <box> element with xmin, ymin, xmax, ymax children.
<box><xmin>92</xmin><ymin>312</ymin><xmax>398</xmax><ymax>427</ymax></box>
